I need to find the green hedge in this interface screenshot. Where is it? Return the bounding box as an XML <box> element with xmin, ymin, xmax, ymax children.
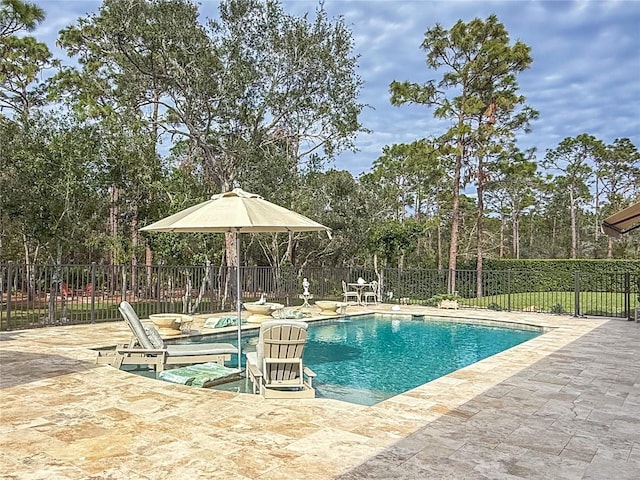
<box><xmin>457</xmin><ymin>259</ymin><xmax>640</xmax><ymax>295</ymax></box>
<box><xmin>462</xmin><ymin>258</ymin><xmax>640</xmax><ymax>273</ymax></box>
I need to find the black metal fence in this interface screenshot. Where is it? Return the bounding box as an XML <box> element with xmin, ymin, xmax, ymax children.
<box><xmin>1</xmin><ymin>261</ymin><xmax>638</xmax><ymax>330</ymax></box>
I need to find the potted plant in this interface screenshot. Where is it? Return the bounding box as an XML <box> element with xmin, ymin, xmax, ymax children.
<box><xmin>426</xmin><ymin>293</ymin><xmax>460</xmax><ymax>310</ymax></box>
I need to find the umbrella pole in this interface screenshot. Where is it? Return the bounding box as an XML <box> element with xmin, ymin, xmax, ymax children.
<box><xmin>235</xmin><ymin>231</ymin><xmax>242</xmax><ymax>370</ymax></box>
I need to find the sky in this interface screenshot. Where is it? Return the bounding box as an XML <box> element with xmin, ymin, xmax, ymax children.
<box><xmin>31</xmin><ymin>0</ymin><xmax>640</xmax><ymax>177</ymax></box>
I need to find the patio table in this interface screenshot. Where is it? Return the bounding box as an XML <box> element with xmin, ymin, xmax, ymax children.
<box><xmin>348</xmin><ymin>282</ymin><xmax>374</xmax><ymax>305</ymax></box>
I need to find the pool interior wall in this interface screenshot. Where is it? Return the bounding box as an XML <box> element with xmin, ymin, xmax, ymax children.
<box><xmin>155</xmin><ymin>314</ymin><xmax>543</xmax><ymax>406</ymax></box>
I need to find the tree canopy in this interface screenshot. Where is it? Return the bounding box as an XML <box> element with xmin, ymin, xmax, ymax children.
<box><xmin>1</xmin><ymin>2</ymin><xmax>638</xmax><ymax>270</ymax></box>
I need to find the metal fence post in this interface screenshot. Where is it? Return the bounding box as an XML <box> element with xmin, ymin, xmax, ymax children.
<box><xmin>507</xmin><ymin>269</ymin><xmax>511</xmax><ymax>312</ymax></box>
<box><xmin>574</xmin><ymin>272</ymin><xmax>580</xmax><ymax>317</ymax></box>
<box><xmin>209</xmin><ymin>261</ymin><xmax>215</xmax><ymax>314</ymax></box>
<box><xmin>624</xmin><ymin>272</ymin><xmax>631</xmax><ymax>320</ymax></box>
<box><xmin>156</xmin><ymin>265</ymin><xmax>162</xmax><ymax>313</ymax></box>
<box><xmin>90</xmin><ymin>262</ymin><xmax>96</xmax><ymax>323</ymax></box>
<box><xmin>120</xmin><ymin>265</ymin><xmax>126</xmax><ymax>302</ymax></box>
<box><xmin>6</xmin><ymin>261</ymin><xmax>13</xmax><ymax>329</ymax></box>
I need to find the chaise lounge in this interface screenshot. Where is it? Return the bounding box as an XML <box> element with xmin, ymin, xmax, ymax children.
<box><xmin>96</xmin><ymin>301</ymin><xmax>238</xmax><ymax>375</ymax></box>
<box><xmin>245</xmin><ymin>319</ymin><xmax>316</xmax><ymax>399</ymax></box>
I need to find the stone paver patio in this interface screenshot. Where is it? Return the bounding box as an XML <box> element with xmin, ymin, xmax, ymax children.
<box><xmin>1</xmin><ymin>305</ymin><xmax>638</xmax><ymax>479</ymax></box>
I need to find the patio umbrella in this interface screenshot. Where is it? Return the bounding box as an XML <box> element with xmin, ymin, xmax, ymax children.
<box><xmin>602</xmin><ymin>200</ymin><xmax>640</xmax><ymax>237</ymax></box>
<box><xmin>140</xmin><ymin>188</ymin><xmax>331</xmax><ymax>369</ymax></box>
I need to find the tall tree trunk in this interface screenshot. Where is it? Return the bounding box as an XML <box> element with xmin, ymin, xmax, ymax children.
<box><xmin>109</xmin><ymin>185</ymin><xmax>118</xmax><ymax>265</ymax></box>
<box><xmin>145</xmin><ymin>242</ymin><xmax>153</xmax><ymax>294</ymax></box>
<box><xmin>373</xmin><ymin>253</ymin><xmax>383</xmax><ymax>300</ymax></box>
<box><xmin>448</xmin><ymin>142</ymin><xmax>463</xmax><ymax>294</ymax></box>
<box><xmin>594</xmin><ymin>174</ymin><xmax>600</xmax><ymax>245</ymax></box>
<box><xmin>213</xmin><ymin>176</ymin><xmax>235</xmax><ymax>307</ymax></box>
<box><xmin>476</xmin><ymin>163</ymin><xmax>485</xmax><ymax>298</ymax></box>
<box><xmin>499</xmin><ymin>213</ymin><xmax>505</xmax><ymax>258</ymax></box>
<box><xmin>225</xmin><ymin>231</ymin><xmax>238</xmax><ymax>306</ymax></box>
<box><xmin>515</xmin><ymin>215</ymin><xmax>521</xmax><ymax>259</ymax></box>
<box><xmin>146</xmin><ymin>86</ymin><xmax>159</xmax><ymax>292</ymax></box>
<box><xmin>130</xmin><ymin>206</ymin><xmax>138</xmax><ymax>293</ymax></box>
<box><xmin>570</xmin><ymin>190</ymin><xmax>578</xmax><ymax>258</ymax></box>
<box><xmin>109</xmin><ymin>185</ymin><xmax>118</xmax><ymax>294</ymax></box>
<box><xmin>437</xmin><ymin>222</ymin><xmax>443</xmax><ymax>270</ymax></box>
<box><xmin>22</xmin><ymin>236</ymin><xmax>39</xmax><ymax>302</ymax></box>
<box><xmin>285</xmin><ymin>232</ymin><xmax>295</xmax><ymax>265</ymax></box>
<box><xmin>512</xmin><ymin>214</ymin><xmax>520</xmax><ymax>259</ymax></box>
<box><xmin>152</xmin><ymin>89</ymin><xmax>159</xmax><ymax>139</ymax></box>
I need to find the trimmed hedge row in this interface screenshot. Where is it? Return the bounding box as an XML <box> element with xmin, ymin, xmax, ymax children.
<box><xmin>456</xmin><ymin>259</ymin><xmax>640</xmax><ymax>295</ymax></box>
<box><xmin>460</xmin><ymin>258</ymin><xmax>640</xmax><ymax>274</ymax></box>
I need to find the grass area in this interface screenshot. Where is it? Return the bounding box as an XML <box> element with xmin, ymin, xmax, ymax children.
<box><xmin>1</xmin><ymin>301</ymin><xmax>121</xmax><ymax>330</ymax></box>
<box><xmin>0</xmin><ymin>298</ymin><xmax>227</xmax><ymax>330</ymax></box>
<box><xmin>461</xmin><ymin>291</ymin><xmax>629</xmax><ymax>317</ymax></box>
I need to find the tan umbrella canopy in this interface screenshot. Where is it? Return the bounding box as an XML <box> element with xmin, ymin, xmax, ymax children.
<box><xmin>602</xmin><ymin>200</ymin><xmax>640</xmax><ymax>238</ymax></box>
<box><xmin>140</xmin><ymin>188</ymin><xmax>331</xmax><ymax>369</ymax></box>
<box><xmin>141</xmin><ymin>188</ymin><xmax>330</xmax><ymax>234</ymax></box>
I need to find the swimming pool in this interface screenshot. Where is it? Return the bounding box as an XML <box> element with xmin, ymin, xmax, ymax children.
<box><xmin>205</xmin><ymin>314</ymin><xmax>542</xmax><ymax>406</ymax></box>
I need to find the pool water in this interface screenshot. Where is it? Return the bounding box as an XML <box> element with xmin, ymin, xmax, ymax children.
<box><xmin>207</xmin><ymin>315</ymin><xmax>542</xmax><ymax>406</ymax></box>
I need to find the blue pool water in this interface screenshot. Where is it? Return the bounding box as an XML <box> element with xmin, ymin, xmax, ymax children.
<box><xmin>207</xmin><ymin>315</ymin><xmax>542</xmax><ymax>406</ymax></box>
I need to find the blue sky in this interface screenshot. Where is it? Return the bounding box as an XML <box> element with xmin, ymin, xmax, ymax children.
<box><xmin>32</xmin><ymin>0</ymin><xmax>640</xmax><ymax>177</ymax></box>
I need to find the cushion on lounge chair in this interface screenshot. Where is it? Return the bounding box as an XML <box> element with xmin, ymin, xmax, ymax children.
<box><xmin>276</xmin><ymin>308</ymin><xmax>307</xmax><ymax>320</ymax></box>
<box><xmin>120</xmin><ymin>301</ymin><xmax>156</xmax><ymax>350</ymax></box>
<box><xmin>246</xmin><ymin>351</ymin><xmax>258</xmax><ymax>366</ymax></box>
<box><xmin>204</xmin><ymin>315</ymin><xmax>246</xmax><ymax>328</ymax></box>
<box><xmin>144</xmin><ymin>325</ymin><xmax>165</xmax><ymax>349</ymax></box>
<box><xmin>159</xmin><ymin>362</ymin><xmax>241</xmax><ymax>387</ymax></box>
<box><xmin>165</xmin><ymin>343</ymin><xmax>237</xmax><ymax>357</ymax></box>
<box><xmin>157</xmin><ymin>369</ymin><xmax>196</xmax><ymax>385</ymax></box>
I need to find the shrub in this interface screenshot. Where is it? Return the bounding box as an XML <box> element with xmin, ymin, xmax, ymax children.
<box><xmin>424</xmin><ymin>293</ymin><xmax>459</xmax><ymax>307</ymax></box>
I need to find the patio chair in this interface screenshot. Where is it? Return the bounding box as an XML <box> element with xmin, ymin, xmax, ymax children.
<box><xmin>61</xmin><ymin>282</ymin><xmax>74</xmax><ymax>299</ymax></box>
<box><xmin>363</xmin><ymin>281</ymin><xmax>378</xmax><ymax>305</ymax></box>
<box><xmin>245</xmin><ymin>320</ymin><xmax>316</xmax><ymax>399</ymax></box>
<box><xmin>81</xmin><ymin>283</ymin><xmax>94</xmax><ymax>297</ymax></box>
<box><xmin>342</xmin><ymin>280</ymin><xmax>359</xmax><ymax>304</ymax></box>
<box><xmin>96</xmin><ymin>301</ymin><xmax>238</xmax><ymax>375</ymax></box>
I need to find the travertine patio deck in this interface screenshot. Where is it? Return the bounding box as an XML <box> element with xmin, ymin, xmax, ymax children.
<box><xmin>1</xmin><ymin>305</ymin><xmax>638</xmax><ymax>479</ymax></box>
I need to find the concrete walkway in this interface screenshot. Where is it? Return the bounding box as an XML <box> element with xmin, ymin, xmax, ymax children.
<box><xmin>0</xmin><ymin>306</ymin><xmax>638</xmax><ymax>479</ymax></box>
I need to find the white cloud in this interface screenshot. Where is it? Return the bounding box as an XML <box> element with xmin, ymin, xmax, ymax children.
<box><xmin>28</xmin><ymin>0</ymin><xmax>640</xmax><ymax>175</ymax></box>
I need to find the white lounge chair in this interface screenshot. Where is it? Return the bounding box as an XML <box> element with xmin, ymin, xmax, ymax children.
<box><xmin>245</xmin><ymin>320</ymin><xmax>315</xmax><ymax>399</ymax></box>
<box><xmin>96</xmin><ymin>301</ymin><xmax>238</xmax><ymax>375</ymax></box>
